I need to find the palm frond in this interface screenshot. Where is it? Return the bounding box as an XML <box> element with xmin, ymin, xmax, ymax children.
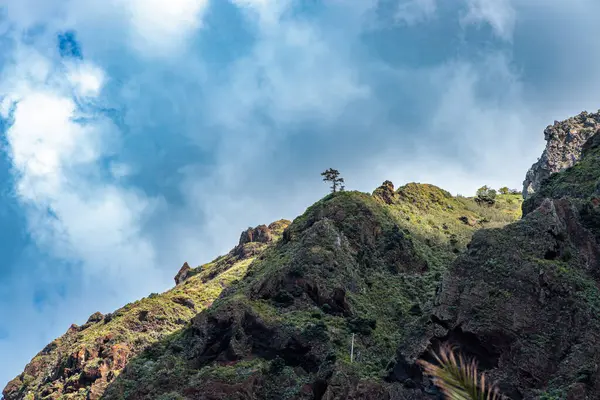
<box><xmin>417</xmin><ymin>343</ymin><xmax>505</xmax><ymax>400</ymax></box>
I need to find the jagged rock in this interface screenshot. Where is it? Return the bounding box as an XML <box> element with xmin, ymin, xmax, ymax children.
<box><xmin>86</xmin><ymin>312</ymin><xmax>104</xmax><ymax>324</ymax></box>
<box><xmin>239</xmin><ymin>224</ymin><xmax>273</xmax><ymax>246</ymax></box>
<box><xmin>172</xmin><ymin>296</ymin><xmax>196</xmax><ymax>310</ymax></box>
<box><xmin>373</xmin><ymin>180</ymin><xmax>396</xmax><ymax>204</ymax></box>
<box><xmin>268</xmin><ymin>219</ymin><xmax>292</xmax><ymax>236</ymax></box>
<box><xmin>174</xmin><ymin>262</ymin><xmax>191</xmax><ymax>285</ymax></box>
<box><xmin>232</xmin><ymin>224</ymin><xmax>275</xmax><ymax>258</ymax></box>
<box><xmin>414</xmin><ymin>195</ymin><xmax>600</xmax><ymax>399</ymax></box>
<box><xmin>458</xmin><ymin>215</ymin><xmax>476</xmax><ymax>226</ymax></box>
<box><xmin>523</xmin><ymin>110</ymin><xmax>600</xmax><ymax>198</ymax></box>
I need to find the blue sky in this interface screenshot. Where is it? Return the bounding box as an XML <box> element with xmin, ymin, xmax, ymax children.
<box><xmin>1</xmin><ymin>0</ymin><xmax>600</xmax><ymax>387</ymax></box>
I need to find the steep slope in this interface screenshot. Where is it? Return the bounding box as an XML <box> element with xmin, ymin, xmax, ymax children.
<box><xmin>523</xmin><ymin>110</ymin><xmax>600</xmax><ymax>198</ymax></box>
<box><xmin>2</xmin><ymin>220</ymin><xmax>291</xmax><ymax>400</ymax></box>
<box><xmin>390</xmin><ymin>128</ymin><xmax>600</xmax><ymax>400</ymax></box>
<box><xmin>94</xmin><ymin>186</ymin><xmax>520</xmax><ymax>400</ymax></box>
<box><xmin>3</xmin><ymin>183</ymin><xmax>521</xmax><ymax>400</ymax></box>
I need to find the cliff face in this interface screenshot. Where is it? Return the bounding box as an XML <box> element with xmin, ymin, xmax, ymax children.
<box><xmin>2</xmin><ymin>183</ymin><xmax>522</xmax><ymax>400</ymax></box>
<box><xmin>522</xmin><ymin>110</ymin><xmax>600</xmax><ymax>199</ymax></box>
<box><xmin>417</xmin><ymin>130</ymin><xmax>600</xmax><ymax>399</ymax></box>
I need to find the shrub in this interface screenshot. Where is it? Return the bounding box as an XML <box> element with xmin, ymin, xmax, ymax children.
<box><xmin>476</xmin><ymin>186</ymin><xmax>497</xmax><ymax>206</ymax></box>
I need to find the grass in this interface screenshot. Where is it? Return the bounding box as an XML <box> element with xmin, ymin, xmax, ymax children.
<box><xmin>7</xmin><ymin>227</ymin><xmax>284</xmax><ymax>400</ymax></box>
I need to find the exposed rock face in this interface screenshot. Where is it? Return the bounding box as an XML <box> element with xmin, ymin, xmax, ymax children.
<box><xmin>233</xmin><ymin>224</ymin><xmax>275</xmax><ymax>258</ymax></box>
<box><xmin>174</xmin><ymin>262</ymin><xmax>191</xmax><ymax>285</ymax></box>
<box><xmin>523</xmin><ymin>110</ymin><xmax>600</xmax><ymax>198</ymax></box>
<box><xmin>2</xmin><ymin>325</ymin><xmax>131</xmax><ymax>400</ymax></box>
<box><xmin>373</xmin><ymin>180</ymin><xmax>396</xmax><ymax>204</ymax></box>
<box><xmin>385</xmin><ymin>130</ymin><xmax>600</xmax><ymax>399</ymax></box>
<box><xmin>239</xmin><ymin>224</ymin><xmax>273</xmax><ymax>246</ymax></box>
<box><xmin>392</xmin><ymin>196</ymin><xmax>600</xmax><ymax>399</ymax></box>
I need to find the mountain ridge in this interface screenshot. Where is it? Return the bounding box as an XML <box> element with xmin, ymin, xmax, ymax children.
<box><xmin>3</xmin><ymin>184</ymin><xmax>522</xmax><ymax>400</ymax></box>
<box><xmin>7</xmin><ymin>110</ymin><xmax>600</xmax><ymax>400</ymax></box>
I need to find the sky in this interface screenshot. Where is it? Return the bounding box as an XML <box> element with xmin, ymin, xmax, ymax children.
<box><xmin>1</xmin><ymin>0</ymin><xmax>600</xmax><ymax>387</ymax></box>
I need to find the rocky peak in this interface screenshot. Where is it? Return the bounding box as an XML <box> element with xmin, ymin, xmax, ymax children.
<box><xmin>523</xmin><ymin>110</ymin><xmax>600</xmax><ymax>198</ymax></box>
<box><xmin>373</xmin><ymin>180</ymin><xmax>396</xmax><ymax>204</ymax></box>
<box><xmin>85</xmin><ymin>312</ymin><xmax>104</xmax><ymax>324</ymax></box>
<box><xmin>174</xmin><ymin>262</ymin><xmax>191</xmax><ymax>286</ymax></box>
<box><xmin>238</xmin><ymin>224</ymin><xmax>273</xmax><ymax>246</ymax></box>
<box><xmin>232</xmin><ymin>224</ymin><xmax>275</xmax><ymax>259</ymax></box>
<box><xmin>266</xmin><ymin>219</ymin><xmax>291</xmax><ymax>236</ymax></box>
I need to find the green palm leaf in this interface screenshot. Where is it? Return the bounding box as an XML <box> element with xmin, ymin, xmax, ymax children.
<box><xmin>417</xmin><ymin>343</ymin><xmax>505</xmax><ymax>400</ymax></box>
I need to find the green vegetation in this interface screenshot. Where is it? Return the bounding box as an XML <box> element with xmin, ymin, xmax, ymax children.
<box><xmin>5</xmin><ymin>182</ymin><xmax>522</xmax><ymax>400</ymax></box>
<box><xmin>476</xmin><ymin>185</ymin><xmax>498</xmax><ymax>205</ymax></box>
<box><xmin>96</xmin><ymin>184</ymin><xmax>522</xmax><ymax>399</ymax></box>
<box><xmin>4</xmin><ymin>222</ymin><xmax>288</xmax><ymax>400</ymax></box>
<box><xmin>523</xmin><ymin>135</ymin><xmax>600</xmax><ymax>216</ymax></box>
<box><xmin>418</xmin><ymin>344</ymin><xmax>503</xmax><ymax>400</ymax></box>
<box><xmin>10</xmin><ymin>119</ymin><xmax>600</xmax><ymax>400</ymax></box>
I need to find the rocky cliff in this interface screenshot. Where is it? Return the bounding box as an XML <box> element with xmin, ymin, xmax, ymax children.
<box><xmin>2</xmin><ymin>182</ymin><xmax>523</xmax><ymax>400</ymax></box>
<box><xmin>9</xmin><ymin>110</ymin><xmax>600</xmax><ymax>399</ymax></box>
<box><xmin>522</xmin><ymin>110</ymin><xmax>600</xmax><ymax>198</ymax></box>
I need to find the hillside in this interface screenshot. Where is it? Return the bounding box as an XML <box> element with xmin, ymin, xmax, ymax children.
<box><xmin>3</xmin><ymin>183</ymin><xmax>522</xmax><ymax>400</ymax></box>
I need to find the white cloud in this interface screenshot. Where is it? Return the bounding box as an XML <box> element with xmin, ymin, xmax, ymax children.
<box><xmin>214</xmin><ymin>2</ymin><xmax>369</xmax><ymax>130</ymax></box>
<box><xmin>394</xmin><ymin>0</ymin><xmax>437</xmax><ymax>25</ymax></box>
<box><xmin>0</xmin><ymin>47</ymin><xmax>158</xmax><ymax>277</ymax></box>
<box><xmin>65</xmin><ymin>62</ymin><xmax>105</xmax><ymax>97</ymax></box>
<box><xmin>3</xmin><ymin>0</ymin><xmax>210</xmax><ymax>57</ymax></box>
<box><xmin>117</xmin><ymin>0</ymin><xmax>210</xmax><ymax>55</ymax></box>
<box><xmin>461</xmin><ymin>0</ymin><xmax>516</xmax><ymax>41</ymax></box>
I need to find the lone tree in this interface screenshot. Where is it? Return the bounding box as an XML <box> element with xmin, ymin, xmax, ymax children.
<box><xmin>321</xmin><ymin>168</ymin><xmax>344</xmax><ymax>193</ymax></box>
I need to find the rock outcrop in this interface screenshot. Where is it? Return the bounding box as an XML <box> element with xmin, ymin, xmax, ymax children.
<box><xmin>232</xmin><ymin>222</ymin><xmax>291</xmax><ymax>259</ymax></box>
<box><xmin>522</xmin><ymin>110</ymin><xmax>600</xmax><ymax>198</ymax></box>
<box><xmin>392</xmin><ymin>195</ymin><xmax>600</xmax><ymax>399</ymax></box>
<box><xmin>239</xmin><ymin>225</ymin><xmax>273</xmax><ymax>246</ymax></box>
<box><xmin>373</xmin><ymin>180</ymin><xmax>396</xmax><ymax>204</ymax></box>
<box><xmin>174</xmin><ymin>262</ymin><xmax>191</xmax><ymax>285</ymax></box>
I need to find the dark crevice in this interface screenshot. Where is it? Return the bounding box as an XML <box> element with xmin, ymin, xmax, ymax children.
<box><xmin>388</xmin><ymin>326</ymin><xmax>506</xmax><ymax>395</ymax></box>
<box><xmin>242</xmin><ymin>313</ymin><xmax>319</xmax><ymax>373</ymax></box>
<box><xmin>312</xmin><ymin>379</ymin><xmax>328</xmax><ymax>400</ymax></box>
<box><xmin>430</xmin><ymin>314</ymin><xmax>451</xmax><ymax>329</ymax></box>
<box><xmin>544</xmin><ymin>248</ymin><xmax>559</xmax><ymax>260</ymax></box>
<box><xmin>439</xmin><ymin>327</ymin><xmax>502</xmax><ymax>370</ymax></box>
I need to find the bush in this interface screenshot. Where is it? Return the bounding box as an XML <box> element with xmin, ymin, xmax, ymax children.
<box><xmin>475</xmin><ymin>186</ymin><xmax>497</xmax><ymax>205</ymax></box>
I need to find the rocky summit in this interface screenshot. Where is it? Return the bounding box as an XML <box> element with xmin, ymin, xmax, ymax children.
<box><xmin>522</xmin><ymin>110</ymin><xmax>600</xmax><ymax>199</ymax></box>
<box><xmin>6</xmin><ymin>112</ymin><xmax>600</xmax><ymax>400</ymax></box>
